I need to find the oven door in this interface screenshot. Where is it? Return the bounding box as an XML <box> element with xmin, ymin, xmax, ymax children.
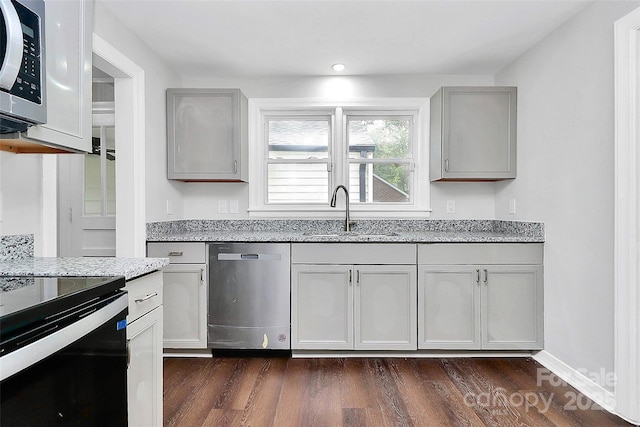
<box><xmin>0</xmin><ymin>293</ymin><xmax>129</xmax><ymax>426</ymax></box>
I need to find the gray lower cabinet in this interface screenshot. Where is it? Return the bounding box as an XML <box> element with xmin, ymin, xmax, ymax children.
<box><xmin>291</xmin><ymin>244</ymin><xmax>417</xmax><ymax>351</ymax></box>
<box><xmin>418</xmin><ymin>243</ymin><xmax>543</xmax><ymax>350</ymax></box>
<box><xmin>430</xmin><ymin>86</ymin><xmax>517</xmax><ymax>181</ymax></box>
<box><xmin>125</xmin><ymin>271</ymin><xmax>163</xmax><ymax>427</ymax></box>
<box><xmin>146</xmin><ymin>242</ymin><xmax>207</xmax><ymax>349</ymax></box>
<box><xmin>166</xmin><ymin>88</ymin><xmax>248</xmax><ymax>182</ymax></box>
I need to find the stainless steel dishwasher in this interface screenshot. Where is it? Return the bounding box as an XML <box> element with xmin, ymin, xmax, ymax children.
<box><xmin>208</xmin><ymin>243</ymin><xmax>291</xmax><ymax>350</ymax></box>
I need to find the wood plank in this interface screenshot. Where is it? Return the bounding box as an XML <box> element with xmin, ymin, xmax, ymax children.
<box><xmin>163</xmin><ymin>357</ymin><xmax>636</xmax><ymax>427</ymax></box>
<box><xmin>237</xmin><ymin>358</ymin><xmax>288</xmax><ymax>427</ymax></box>
<box><xmin>272</xmin><ymin>359</ymin><xmax>309</xmax><ymax>426</ymax></box>
<box><xmin>299</xmin><ymin>359</ymin><xmax>344</xmax><ymax>427</ymax></box>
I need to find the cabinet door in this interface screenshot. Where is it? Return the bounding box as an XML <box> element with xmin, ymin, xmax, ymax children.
<box><xmin>162</xmin><ymin>264</ymin><xmax>207</xmax><ymax>349</ymax></box>
<box><xmin>418</xmin><ymin>265</ymin><xmax>481</xmax><ymax>349</ymax></box>
<box><xmin>167</xmin><ymin>89</ymin><xmax>247</xmax><ymax>181</ymax></box>
<box><xmin>355</xmin><ymin>265</ymin><xmax>417</xmax><ymax>350</ymax></box>
<box><xmin>291</xmin><ymin>264</ymin><xmax>353</xmax><ymax>350</ymax></box>
<box><xmin>432</xmin><ymin>86</ymin><xmax>516</xmax><ymax>181</ymax></box>
<box><xmin>127</xmin><ymin>306</ymin><xmax>163</xmax><ymax>427</ymax></box>
<box><xmin>25</xmin><ymin>0</ymin><xmax>92</xmax><ymax>152</ymax></box>
<box><xmin>482</xmin><ymin>265</ymin><xmax>543</xmax><ymax>350</ymax></box>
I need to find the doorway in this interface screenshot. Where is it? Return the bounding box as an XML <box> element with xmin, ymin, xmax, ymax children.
<box><xmin>58</xmin><ymin>70</ymin><xmax>117</xmax><ymax>257</ymax></box>
<box><xmin>614</xmin><ymin>6</ymin><xmax>640</xmax><ymax>424</ymax></box>
<box><xmin>57</xmin><ymin>34</ymin><xmax>146</xmax><ymax>258</ymax></box>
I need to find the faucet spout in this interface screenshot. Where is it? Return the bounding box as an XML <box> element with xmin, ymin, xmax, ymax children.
<box><xmin>330</xmin><ymin>185</ymin><xmax>353</xmax><ymax>232</ymax></box>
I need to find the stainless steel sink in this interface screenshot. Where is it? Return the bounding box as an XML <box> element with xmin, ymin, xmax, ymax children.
<box><xmin>303</xmin><ymin>231</ymin><xmax>399</xmax><ymax>238</ymax></box>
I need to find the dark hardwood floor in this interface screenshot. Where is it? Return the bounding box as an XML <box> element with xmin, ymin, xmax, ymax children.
<box><xmin>164</xmin><ymin>357</ymin><xmax>636</xmax><ymax>427</ymax></box>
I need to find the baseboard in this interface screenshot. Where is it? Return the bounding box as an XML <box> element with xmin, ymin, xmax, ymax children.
<box><xmin>533</xmin><ymin>350</ymin><xmax>616</xmax><ymax>413</ymax></box>
<box><xmin>292</xmin><ymin>350</ymin><xmax>536</xmax><ymax>358</ymax></box>
<box><xmin>163</xmin><ymin>349</ymin><xmax>212</xmax><ymax>358</ymax></box>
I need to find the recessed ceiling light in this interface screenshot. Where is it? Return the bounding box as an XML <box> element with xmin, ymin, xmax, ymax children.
<box><xmin>332</xmin><ymin>63</ymin><xmax>345</xmax><ymax>72</ymax></box>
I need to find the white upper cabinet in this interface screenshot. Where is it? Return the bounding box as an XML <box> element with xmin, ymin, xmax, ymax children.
<box><xmin>166</xmin><ymin>88</ymin><xmax>248</xmax><ymax>182</ymax></box>
<box><xmin>430</xmin><ymin>86</ymin><xmax>517</xmax><ymax>181</ymax></box>
<box><xmin>23</xmin><ymin>0</ymin><xmax>93</xmax><ymax>153</ymax></box>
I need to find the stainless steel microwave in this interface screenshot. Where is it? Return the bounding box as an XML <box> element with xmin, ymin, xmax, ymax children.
<box><xmin>0</xmin><ymin>0</ymin><xmax>46</xmax><ymax>134</ymax></box>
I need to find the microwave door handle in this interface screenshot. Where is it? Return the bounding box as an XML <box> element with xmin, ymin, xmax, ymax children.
<box><xmin>0</xmin><ymin>0</ymin><xmax>23</xmax><ymax>90</ymax></box>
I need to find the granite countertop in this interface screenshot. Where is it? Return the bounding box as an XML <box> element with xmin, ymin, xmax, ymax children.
<box><xmin>0</xmin><ymin>257</ymin><xmax>169</xmax><ymax>281</ymax></box>
<box><xmin>146</xmin><ymin>219</ymin><xmax>545</xmax><ymax>243</ymax></box>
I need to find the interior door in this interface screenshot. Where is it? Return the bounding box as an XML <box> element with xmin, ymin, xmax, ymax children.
<box><xmin>58</xmin><ymin>75</ymin><xmax>116</xmax><ymax>257</ymax></box>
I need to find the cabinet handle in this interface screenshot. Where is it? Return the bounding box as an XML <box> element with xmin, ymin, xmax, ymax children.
<box><xmin>483</xmin><ymin>269</ymin><xmax>488</xmax><ymax>285</ymax></box>
<box><xmin>233</xmin><ymin>160</ymin><xmax>238</xmax><ymax>174</ymax></box>
<box><xmin>168</xmin><ymin>251</ymin><xmax>183</xmax><ymax>257</ymax></box>
<box><xmin>200</xmin><ymin>268</ymin><xmax>205</xmax><ymax>284</ymax></box>
<box><xmin>349</xmin><ymin>270</ymin><xmax>352</xmax><ymax>285</ymax></box>
<box><xmin>476</xmin><ymin>269</ymin><xmax>480</xmax><ymax>284</ymax></box>
<box><xmin>126</xmin><ymin>340</ymin><xmax>131</xmax><ymax>367</ymax></box>
<box><xmin>135</xmin><ymin>292</ymin><xmax>158</xmax><ymax>303</ymax></box>
<box><xmin>444</xmin><ymin>159</ymin><xmax>449</xmax><ymax>172</ymax></box>
<box><xmin>356</xmin><ymin>270</ymin><xmax>360</xmax><ymax>285</ymax></box>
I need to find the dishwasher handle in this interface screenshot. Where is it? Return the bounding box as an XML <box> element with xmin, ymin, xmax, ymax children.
<box><xmin>217</xmin><ymin>253</ymin><xmax>282</xmax><ymax>261</ymax></box>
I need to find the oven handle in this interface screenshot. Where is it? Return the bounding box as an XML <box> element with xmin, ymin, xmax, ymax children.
<box><xmin>0</xmin><ymin>0</ymin><xmax>23</xmax><ymax>91</ymax></box>
<box><xmin>217</xmin><ymin>253</ymin><xmax>282</xmax><ymax>261</ymax></box>
<box><xmin>0</xmin><ymin>294</ymin><xmax>128</xmax><ymax>382</ymax></box>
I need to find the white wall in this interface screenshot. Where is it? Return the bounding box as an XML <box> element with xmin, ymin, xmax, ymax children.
<box><xmin>93</xmin><ymin>1</ymin><xmax>182</xmax><ymax>224</ymax></box>
<box><xmin>175</xmin><ymin>74</ymin><xmax>497</xmax><ymax>220</ymax></box>
<box><xmin>0</xmin><ymin>153</ymin><xmax>43</xmax><ymax>253</ymax></box>
<box><xmin>0</xmin><ymin>2</ymin><xmax>181</xmax><ymax>254</ymax></box>
<box><xmin>495</xmin><ymin>0</ymin><xmax>640</xmax><ymax>391</ymax></box>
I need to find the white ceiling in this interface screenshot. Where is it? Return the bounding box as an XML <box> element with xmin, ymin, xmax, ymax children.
<box><xmin>100</xmin><ymin>0</ymin><xmax>593</xmax><ymax>78</ymax></box>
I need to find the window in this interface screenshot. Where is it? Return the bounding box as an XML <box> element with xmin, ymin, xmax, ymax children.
<box><xmin>249</xmin><ymin>99</ymin><xmax>430</xmax><ymax>216</ymax></box>
<box><xmin>346</xmin><ymin>116</ymin><xmax>413</xmax><ymax>204</ymax></box>
<box><xmin>266</xmin><ymin>116</ymin><xmax>332</xmax><ymax>204</ymax></box>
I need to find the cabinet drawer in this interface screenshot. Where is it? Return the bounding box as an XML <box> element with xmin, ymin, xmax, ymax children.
<box><xmin>291</xmin><ymin>243</ymin><xmax>416</xmax><ymax>265</ymax></box>
<box><xmin>418</xmin><ymin>243</ymin><xmax>543</xmax><ymax>265</ymax></box>
<box><xmin>125</xmin><ymin>271</ymin><xmax>163</xmax><ymax>323</ymax></box>
<box><xmin>147</xmin><ymin>242</ymin><xmax>206</xmax><ymax>263</ymax></box>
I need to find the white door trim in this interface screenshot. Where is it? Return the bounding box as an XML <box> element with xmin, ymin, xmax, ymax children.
<box><xmin>614</xmin><ymin>6</ymin><xmax>640</xmax><ymax>424</ymax></box>
<box><xmin>92</xmin><ymin>34</ymin><xmax>146</xmax><ymax>258</ymax></box>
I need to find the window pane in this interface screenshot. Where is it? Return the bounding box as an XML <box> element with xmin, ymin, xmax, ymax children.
<box><xmin>268</xmin><ymin>119</ymin><xmax>329</xmax><ymax>160</ymax></box>
<box><xmin>85</xmin><ymin>126</ymin><xmax>116</xmax><ymax>216</ymax></box>
<box><xmin>105</xmin><ymin>127</ymin><xmax>116</xmax><ymax>215</ymax></box>
<box><xmin>267</xmin><ymin>163</ymin><xmax>329</xmax><ymax>204</ymax></box>
<box><xmin>349</xmin><ymin>162</ymin><xmax>411</xmax><ymax>204</ymax></box>
<box><xmin>84</xmin><ymin>153</ymin><xmax>102</xmax><ymax>215</ymax></box>
<box><xmin>347</xmin><ymin>118</ymin><xmax>411</xmax><ymax>159</ymax></box>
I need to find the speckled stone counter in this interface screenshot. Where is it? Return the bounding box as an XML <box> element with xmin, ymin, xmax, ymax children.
<box><xmin>0</xmin><ymin>234</ymin><xmax>34</xmax><ymax>260</ymax></box>
<box><xmin>0</xmin><ymin>257</ymin><xmax>169</xmax><ymax>281</ymax></box>
<box><xmin>147</xmin><ymin>219</ymin><xmax>544</xmax><ymax>243</ymax></box>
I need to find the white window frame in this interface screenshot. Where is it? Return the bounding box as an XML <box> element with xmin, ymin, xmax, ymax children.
<box><xmin>248</xmin><ymin>98</ymin><xmax>431</xmax><ymax>218</ymax></box>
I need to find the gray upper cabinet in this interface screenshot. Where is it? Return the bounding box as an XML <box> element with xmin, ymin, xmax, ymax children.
<box><xmin>430</xmin><ymin>86</ymin><xmax>517</xmax><ymax>181</ymax></box>
<box><xmin>167</xmin><ymin>88</ymin><xmax>248</xmax><ymax>182</ymax></box>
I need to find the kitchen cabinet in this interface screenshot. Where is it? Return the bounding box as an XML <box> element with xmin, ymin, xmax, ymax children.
<box><xmin>166</xmin><ymin>88</ymin><xmax>248</xmax><ymax>181</ymax></box>
<box><xmin>418</xmin><ymin>243</ymin><xmax>543</xmax><ymax>350</ymax></box>
<box><xmin>291</xmin><ymin>243</ymin><xmax>417</xmax><ymax>351</ymax></box>
<box><xmin>4</xmin><ymin>0</ymin><xmax>93</xmax><ymax>153</ymax></box>
<box><xmin>430</xmin><ymin>86</ymin><xmax>517</xmax><ymax>181</ymax></box>
<box><xmin>147</xmin><ymin>242</ymin><xmax>207</xmax><ymax>349</ymax></box>
<box><xmin>124</xmin><ymin>271</ymin><xmax>163</xmax><ymax>427</ymax></box>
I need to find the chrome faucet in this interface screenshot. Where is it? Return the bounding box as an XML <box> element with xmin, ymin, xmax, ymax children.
<box><xmin>330</xmin><ymin>185</ymin><xmax>355</xmax><ymax>232</ymax></box>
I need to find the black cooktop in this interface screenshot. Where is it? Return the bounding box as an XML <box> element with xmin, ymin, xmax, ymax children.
<box><xmin>0</xmin><ymin>276</ymin><xmax>126</xmax><ymax>355</ymax></box>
